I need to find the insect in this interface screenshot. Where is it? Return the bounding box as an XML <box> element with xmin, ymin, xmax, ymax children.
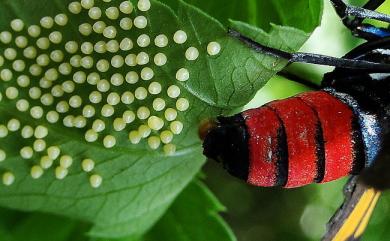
<box><xmin>203</xmin><ymin>0</ymin><xmax>390</xmax><ymax>240</ymax></box>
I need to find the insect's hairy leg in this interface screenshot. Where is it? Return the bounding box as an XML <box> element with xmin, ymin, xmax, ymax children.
<box><xmin>228</xmin><ymin>29</ymin><xmax>390</xmax><ymax>72</ymax></box>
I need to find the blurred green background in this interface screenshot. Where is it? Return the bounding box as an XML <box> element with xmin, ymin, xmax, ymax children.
<box><xmin>204</xmin><ymin>0</ymin><xmax>390</xmax><ymax>240</ymax></box>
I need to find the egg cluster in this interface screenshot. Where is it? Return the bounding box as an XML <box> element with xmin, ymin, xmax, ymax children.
<box><xmin>0</xmin><ymin>0</ymin><xmax>221</xmax><ymax>188</ymax></box>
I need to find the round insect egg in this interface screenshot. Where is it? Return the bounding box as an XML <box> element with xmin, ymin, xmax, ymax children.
<box><xmin>103</xmin><ymin>135</ymin><xmax>116</xmax><ymax>148</ymax></box>
<box><xmin>1</xmin><ymin>69</ymin><xmax>13</xmax><ymax>82</ymax></box>
<box><xmin>185</xmin><ymin>47</ymin><xmax>199</xmax><ymax>61</ymax></box>
<box><xmin>170</xmin><ymin>121</ymin><xmax>183</xmax><ymax>135</ymax></box>
<box><xmin>176</xmin><ymin>98</ymin><xmax>190</xmax><ymax>111</ymax></box>
<box><xmin>147</xmin><ymin>116</ymin><xmax>164</xmax><ymax>131</ymax></box>
<box><xmin>153</xmin><ymin>98</ymin><xmax>166</xmax><ymax>112</ymax></box>
<box><xmin>154</xmin><ymin>34</ymin><xmax>168</xmax><ymax>47</ymax></box>
<box><xmin>62</xmin><ymin>81</ymin><xmax>75</xmax><ymax>94</ymax></box>
<box><xmin>73</xmin><ymin>71</ymin><xmax>87</xmax><ymax>84</ymax></box>
<box><xmin>45</xmin><ymin>68</ymin><xmax>59</xmax><ymax>81</ymax></box>
<box><xmin>96</xmin><ymin>59</ymin><xmax>110</xmax><ymax>73</ymax></box>
<box><xmin>21</xmin><ymin>125</ymin><xmax>33</xmax><ymax>139</ymax></box>
<box><xmin>83</xmin><ymin>105</ymin><xmax>96</xmax><ymax>118</ymax></box>
<box><xmin>136</xmin><ymin>52</ymin><xmax>149</xmax><ymax>65</ymax></box>
<box><xmin>176</xmin><ymin>68</ymin><xmax>190</xmax><ymax>82</ymax></box>
<box><xmin>90</xmin><ymin>174</ymin><xmax>103</xmax><ymax>188</ymax></box>
<box><xmin>40</xmin><ymin>93</ymin><xmax>54</xmax><ymax>106</ymax></box>
<box><xmin>17</xmin><ymin>75</ymin><xmax>31</xmax><ymax>87</ymax></box>
<box><xmin>16</xmin><ymin>99</ymin><xmax>29</xmax><ymax>112</ymax></box>
<box><xmin>103</xmin><ymin>26</ymin><xmax>117</xmax><ymax>39</ymax></box>
<box><xmin>135</xmin><ymin>87</ymin><xmax>148</xmax><ymax>100</ymax></box>
<box><xmin>59</xmin><ymin>155</ymin><xmax>73</xmax><ymax>168</ymax></box>
<box><xmin>164</xmin><ymin>108</ymin><xmax>177</xmax><ymax>121</ymax></box>
<box><xmin>7</xmin><ymin>119</ymin><xmax>20</xmax><ymax>132</ymax></box>
<box><xmin>2</xmin><ymin>172</ymin><xmax>15</xmax><ymax>186</ymax></box>
<box><xmin>30</xmin><ymin>106</ymin><xmax>43</xmax><ymax>119</ymax></box>
<box><xmin>70</xmin><ymin>55</ymin><xmax>82</xmax><ymax>67</ymax></box>
<box><xmin>85</xmin><ymin>129</ymin><xmax>98</xmax><ymax>142</ymax></box>
<box><xmin>93</xmin><ymin>21</ymin><xmax>106</xmax><ymax>34</ymax></box>
<box><xmin>51</xmin><ymin>49</ymin><xmax>65</xmax><ymax>62</ymax></box>
<box><xmin>36</xmin><ymin>54</ymin><xmax>50</xmax><ymax>66</ymax></box>
<box><xmin>33</xmin><ymin>139</ymin><xmax>46</xmax><ymax>152</ymax></box>
<box><xmin>123</xmin><ymin>110</ymin><xmax>135</xmax><ymax>124</ymax></box>
<box><xmin>68</xmin><ymin>2</ymin><xmax>82</xmax><ymax>14</ymax></box>
<box><xmin>29</xmin><ymin>87</ymin><xmax>42</xmax><ymax>99</ymax></box>
<box><xmin>6</xmin><ymin>87</ymin><xmax>18</xmax><ymax>99</ymax></box>
<box><xmin>101</xmin><ymin>104</ymin><xmax>115</xmax><ymax>117</ymax></box>
<box><xmin>55</xmin><ymin>14</ymin><xmax>68</xmax><ymax>26</ymax></box>
<box><xmin>111</xmin><ymin>55</ymin><xmax>125</xmax><ymax>69</ymax></box>
<box><xmin>129</xmin><ymin>130</ymin><xmax>141</xmax><ymax>144</ymax></box>
<box><xmin>107</xmin><ymin>92</ymin><xmax>120</xmax><ymax>106</ymax></box>
<box><xmin>4</xmin><ymin>48</ymin><xmax>17</xmax><ymax>60</ymax></box>
<box><xmin>120</xmin><ymin>1</ymin><xmax>133</xmax><ymax>14</ymax></box>
<box><xmin>89</xmin><ymin>91</ymin><xmax>103</xmax><ymax>103</ymax></box>
<box><xmin>89</xmin><ymin>7</ymin><xmax>102</xmax><ymax>19</ymax></box>
<box><xmin>125</xmin><ymin>54</ymin><xmax>137</xmax><ymax>67</ymax></box>
<box><xmin>11</xmin><ymin>19</ymin><xmax>24</xmax><ymax>32</ymax></box>
<box><xmin>138</xmin><ymin>0</ymin><xmax>151</xmax><ymax>11</ymax></box>
<box><xmin>36</xmin><ymin>37</ymin><xmax>50</xmax><ymax>50</ymax></box>
<box><xmin>106</xmin><ymin>40</ymin><xmax>120</xmax><ymax>53</ymax></box>
<box><xmin>154</xmin><ymin>53</ymin><xmax>167</xmax><ymax>66</ymax></box>
<box><xmin>56</xmin><ymin>101</ymin><xmax>70</xmax><ymax>113</ymax></box>
<box><xmin>65</xmin><ymin>41</ymin><xmax>79</xmax><ymax>54</ymax></box>
<box><xmin>20</xmin><ymin>146</ymin><xmax>34</xmax><ymax>159</ymax></box>
<box><xmin>15</xmin><ymin>36</ymin><xmax>28</xmax><ymax>48</ymax></box>
<box><xmin>34</xmin><ymin>125</ymin><xmax>48</xmax><ymax>139</ymax></box>
<box><xmin>46</xmin><ymin>111</ymin><xmax>60</xmax><ymax>123</ymax></box>
<box><xmin>111</xmin><ymin>73</ymin><xmax>125</xmax><ymax>86</ymax></box>
<box><xmin>23</xmin><ymin>47</ymin><xmax>37</xmax><ymax>59</ymax></box>
<box><xmin>92</xmin><ymin>119</ymin><xmax>105</xmax><ymax>132</ymax></box>
<box><xmin>148</xmin><ymin>136</ymin><xmax>161</xmax><ymax>150</ymax></box>
<box><xmin>81</xmin><ymin>0</ymin><xmax>94</xmax><ymax>9</ymax></box>
<box><xmin>82</xmin><ymin>159</ymin><xmax>95</xmax><ymax>172</ymax></box>
<box><xmin>58</xmin><ymin>63</ymin><xmax>72</xmax><ymax>75</ymax></box>
<box><xmin>73</xmin><ymin>116</ymin><xmax>87</xmax><ymax>128</ymax></box>
<box><xmin>160</xmin><ymin>130</ymin><xmax>173</xmax><ymax>144</ymax></box>
<box><xmin>207</xmin><ymin>41</ymin><xmax>221</xmax><ymax>56</ymax></box>
<box><xmin>137</xmin><ymin>106</ymin><xmax>151</xmax><ymax>120</ymax></box>
<box><xmin>97</xmin><ymin>79</ymin><xmax>110</xmax><ymax>92</ymax></box>
<box><xmin>87</xmin><ymin>72</ymin><xmax>100</xmax><ymax>85</ymax></box>
<box><xmin>55</xmin><ymin>166</ymin><xmax>68</xmax><ymax>180</ymax></box>
<box><xmin>138</xmin><ymin>125</ymin><xmax>151</xmax><ymax>138</ymax></box>
<box><xmin>120</xmin><ymin>18</ymin><xmax>133</xmax><ymax>30</ymax></box>
<box><xmin>40</xmin><ymin>17</ymin><xmax>54</xmax><ymax>29</ymax></box>
<box><xmin>134</xmin><ymin>16</ymin><xmax>147</xmax><ymax>29</ymax></box>
<box><xmin>49</xmin><ymin>31</ymin><xmax>62</xmax><ymax>44</ymax></box>
<box><xmin>141</xmin><ymin>67</ymin><xmax>154</xmax><ymax>80</ymax></box>
<box><xmin>79</xmin><ymin>23</ymin><xmax>93</xmax><ymax>36</ymax></box>
<box><xmin>39</xmin><ymin>78</ymin><xmax>52</xmax><ymax>89</ymax></box>
<box><xmin>113</xmin><ymin>118</ymin><xmax>126</xmax><ymax>131</ymax></box>
<box><xmin>47</xmin><ymin>146</ymin><xmax>61</xmax><ymax>160</ymax></box>
<box><xmin>137</xmin><ymin>34</ymin><xmax>150</xmax><ymax>47</ymax></box>
<box><xmin>81</xmin><ymin>42</ymin><xmax>94</xmax><ymax>55</ymax></box>
<box><xmin>81</xmin><ymin>56</ymin><xmax>94</xmax><ymax>69</ymax></box>
<box><xmin>93</xmin><ymin>41</ymin><xmax>106</xmax><ymax>54</ymax></box>
<box><xmin>106</xmin><ymin>6</ymin><xmax>119</xmax><ymax>20</ymax></box>
<box><xmin>120</xmin><ymin>38</ymin><xmax>133</xmax><ymax>51</ymax></box>
<box><xmin>27</xmin><ymin>65</ymin><xmax>40</xmax><ymax>76</ymax></box>
<box><xmin>27</xmin><ymin>25</ymin><xmax>41</xmax><ymax>38</ymax></box>
<box><xmin>163</xmin><ymin>144</ymin><xmax>176</xmax><ymax>156</ymax></box>
<box><xmin>63</xmin><ymin>115</ymin><xmax>74</xmax><ymax>127</ymax></box>
<box><xmin>0</xmin><ymin>125</ymin><xmax>7</xmax><ymax>138</ymax></box>
<box><xmin>0</xmin><ymin>149</ymin><xmax>6</xmax><ymax>162</ymax></box>
<box><xmin>40</xmin><ymin>156</ymin><xmax>54</xmax><ymax>169</ymax></box>
<box><xmin>12</xmin><ymin>60</ymin><xmax>26</xmax><ymax>72</ymax></box>
<box><xmin>0</xmin><ymin>31</ymin><xmax>12</xmax><ymax>45</ymax></box>
<box><xmin>173</xmin><ymin>30</ymin><xmax>187</xmax><ymax>44</ymax></box>
<box><xmin>148</xmin><ymin>82</ymin><xmax>162</xmax><ymax>95</ymax></box>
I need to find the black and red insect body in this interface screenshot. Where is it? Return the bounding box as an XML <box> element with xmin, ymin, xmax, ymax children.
<box><xmin>203</xmin><ymin>0</ymin><xmax>390</xmax><ymax>240</ymax></box>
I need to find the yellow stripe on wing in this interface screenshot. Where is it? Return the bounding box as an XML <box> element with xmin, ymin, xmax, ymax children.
<box><xmin>332</xmin><ymin>188</ymin><xmax>381</xmax><ymax>241</ymax></box>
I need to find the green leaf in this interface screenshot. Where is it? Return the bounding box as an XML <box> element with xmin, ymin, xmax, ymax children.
<box><xmin>0</xmin><ymin>0</ymin><xmax>322</xmax><ymax>239</ymax></box>
<box><xmin>140</xmin><ymin>180</ymin><xmax>236</xmax><ymax>241</ymax></box>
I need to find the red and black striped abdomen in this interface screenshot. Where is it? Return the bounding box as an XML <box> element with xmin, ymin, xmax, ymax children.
<box><xmin>243</xmin><ymin>91</ymin><xmax>364</xmax><ymax>188</ymax></box>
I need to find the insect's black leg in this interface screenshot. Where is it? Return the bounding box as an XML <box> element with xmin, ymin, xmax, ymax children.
<box><xmin>228</xmin><ymin>29</ymin><xmax>390</xmax><ymax>72</ymax></box>
<box><xmin>330</xmin><ymin>0</ymin><xmax>390</xmax><ymax>39</ymax></box>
